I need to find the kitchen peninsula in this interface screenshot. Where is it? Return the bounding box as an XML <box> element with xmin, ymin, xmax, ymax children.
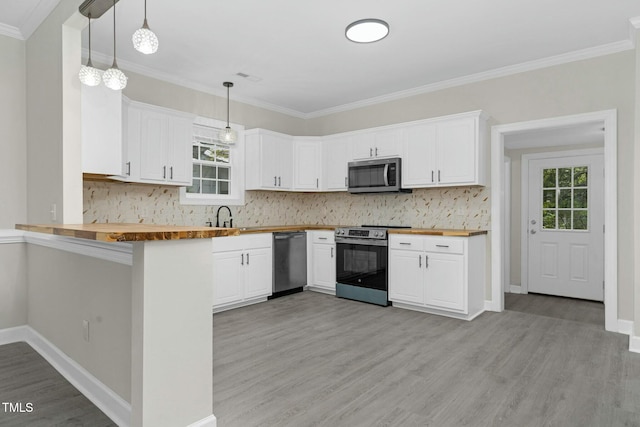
<box><xmin>15</xmin><ymin>223</ymin><xmax>238</xmax><ymax>427</ymax></box>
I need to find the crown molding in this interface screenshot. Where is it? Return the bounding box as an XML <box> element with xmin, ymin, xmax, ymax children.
<box><xmin>306</xmin><ymin>39</ymin><xmax>633</xmax><ymax>118</ymax></box>
<box><xmin>86</xmin><ymin>38</ymin><xmax>632</xmax><ymax>120</ymax></box>
<box><xmin>629</xmin><ymin>16</ymin><xmax>640</xmax><ymax>29</ymax></box>
<box><xmin>0</xmin><ymin>22</ymin><xmax>24</xmax><ymax>40</ymax></box>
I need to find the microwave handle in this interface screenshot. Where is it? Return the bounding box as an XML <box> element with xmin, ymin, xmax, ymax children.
<box><xmin>383</xmin><ymin>164</ymin><xmax>389</xmax><ymax>187</ymax></box>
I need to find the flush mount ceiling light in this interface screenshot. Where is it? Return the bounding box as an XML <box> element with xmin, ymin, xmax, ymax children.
<box><xmin>78</xmin><ymin>14</ymin><xmax>103</xmax><ymax>86</ymax></box>
<box><xmin>219</xmin><ymin>82</ymin><xmax>237</xmax><ymax>144</ymax></box>
<box><xmin>132</xmin><ymin>0</ymin><xmax>159</xmax><ymax>54</ymax></box>
<box><xmin>102</xmin><ymin>0</ymin><xmax>128</xmax><ymax>90</ymax></box>
<box><xmin>345</xmin><ymin>18</ymin><xmax>389</xmax><ymax>43</ymax></box>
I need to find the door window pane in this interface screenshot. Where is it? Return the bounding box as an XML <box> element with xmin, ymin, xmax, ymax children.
<box><xmin>540</xmin><ymin>166</ymin><xmax>589</xmax><ymax>231</ymax></box>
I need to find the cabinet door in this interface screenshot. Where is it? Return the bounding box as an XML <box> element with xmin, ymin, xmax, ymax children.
<box><xmin>437</xmin><ymin>118</ymin><xmax>477</xmax><ymax>185</ymax></box>
<box><xmin>260</xmin><ymin>133</ymin><xmax>291</xmax><ymax>189</ymax></box>
<box><xmin>166</xmin><ymin>116</ymin><xmax>193</xmax><ymax>185</ymax></box>
<box><xmin>388</xmin><ymin>249</ymin><xmax>424</xmax><ymax>304</ymax></box>
<box><xmin>294</xmin><ymin>138</ymin><xmax>321</xmax><ymax>190</ymax></box>
<box><xmin>277</xmin><ymin>137</ymin><xmax>293</xmax><ymax>190</ymax></box>
<box><xmin>424</xmin><ymin>252</ymin><xmax>465</xmax><ymax>312</ymax></box>
<box><xmin>402</xmin><ymin>123</ymin><xmax>437</xmax><ymax>188</ymax></box>
<box><xmin>244</xmin><ymin>247</ymin><xmax>273</xmax><ymax>299</ymax></box>
<box><xmin>311</xmin><ymin>243</ymin><xmax>336</xmax><ymax>290</ymax></box>
<box><xmin>213</xmin><ymin>250</ymin><xmax>244</xmax><ymax>307</ymax></box>
<box><xmin>351</xmin><ymin>132</ymin><xmax>375</xmax><ymax>160</ymax></box>
<box><xmin>81</xmin><ymin>84</ymin><xmax>122</xmax><ymax>175</ymax></box>
<box><xmin>373</xmin><ymin>128</ymin><xmax>402</xmax><ymax>158</ymax></box>
<box><xmin>324</xmin><ymin>136</ymin><xmax>350</xmax><ymax>190</ymax></box>
<box><xmin>139</xmin><ymin>110</ymin><xmax>168</xmax><ymax>182</ymax></box>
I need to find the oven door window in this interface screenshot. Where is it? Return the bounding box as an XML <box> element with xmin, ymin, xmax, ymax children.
<box><xmin>336</xmin><ymin>243</ymin><xmax>388</xmax><ymax>290</ymax></box>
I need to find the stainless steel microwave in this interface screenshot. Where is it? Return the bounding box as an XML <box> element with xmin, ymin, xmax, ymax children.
<box><xmin>347</xmin><ymin>157</ymin><xmax>409</xmax><ymax>194</ymax></box>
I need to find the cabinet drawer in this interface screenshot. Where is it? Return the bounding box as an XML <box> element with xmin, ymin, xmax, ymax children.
<box><xmin>388</xmin><ymin>235</ymin><xmax>424</xmax><ymax>251</ymax></box>
<box><xmin>212</xmin><ymin>233</ymin><xmax>272</xmax><ymax>253</ymax></box>
<box><xmin>311</xmin><ymin>231</ymin><xmax>335</xmax><ymax>244</ymax></box>
<box><xmin>424</xmin><ymin>238</ymin><xmax>464</xmax><ymax>255</ymax></box>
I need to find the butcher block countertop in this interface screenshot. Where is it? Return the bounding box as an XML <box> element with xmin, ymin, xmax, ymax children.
<box><xmin>388</xmin><ymin>228</ymin><xmax>487</xmax><ymax>237</ymax></box>
<box><xmin>15</xmin><ymin>223</ymin><xmax>239</xmax><ymax>242</ymax></box>
<box><xmin>237</xmin><ymin>224</ymin><xmax>341</xmax><ymax>234</ymax></box>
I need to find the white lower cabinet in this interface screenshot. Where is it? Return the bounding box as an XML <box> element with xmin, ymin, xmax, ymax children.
<box><xmin>212</xmin><ymin>233</ymin><xmax>272</xmax><ymax>312</ymax></box>
<box><xmin>306</xmin><ymin>231</ymin><xmax>336</xmax><ymax>293</ymax></box>
<box><xmin>388</xmin><ymin>234</ymin><xmax>486</xmax><ymax>320</ymax></box>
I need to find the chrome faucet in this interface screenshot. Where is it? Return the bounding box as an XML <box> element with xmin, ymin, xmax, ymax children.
<box><xmin>215</xmin><ymin>206</ymin><xmax>233</xmax><ymax>228</ymax></box>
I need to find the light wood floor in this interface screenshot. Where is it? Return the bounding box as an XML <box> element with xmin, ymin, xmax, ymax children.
<box><xmin>213</xmin><ymin>292</ymin><xmax>640</xmax><ymax>427</ymax></box>
<box><xmin>1</xmin><ymin>292</ymin><xmax>638</xmax><ymax>426</ymax></box>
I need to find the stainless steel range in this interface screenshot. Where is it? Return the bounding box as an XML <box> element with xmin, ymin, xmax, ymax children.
<box><xmin>334</xmin><ymin>225</ymin><xmax>409</xmax><ymax>306</ymax></box>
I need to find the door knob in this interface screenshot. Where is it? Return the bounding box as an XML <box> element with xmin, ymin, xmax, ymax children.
<box><xmin>531</xmin><ymin>219</ymin><xmax>537</xmax><ymax>225</ymax></box>
<box><xmin>530</xmin><ymin>229</ymin><xmax>537</xmax><ymax>235</ymax></box>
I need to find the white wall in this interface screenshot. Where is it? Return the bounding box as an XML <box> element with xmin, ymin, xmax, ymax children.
<box><xmin>0</xmin><ymin>34</ymin><xmax>28</xmax><ymax>329</ymax></box>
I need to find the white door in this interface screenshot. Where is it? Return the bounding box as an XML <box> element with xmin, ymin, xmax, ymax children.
<box><xmin>312</xmin><ymin>244</ymin><xmax>336</xmax><ymax>290</ymax></box>
<box><xmin>388</xmin><ymin>249</ymin><xmax>424</xmax><ymax>304</ymax></box>
<box><xmin>424</xmin><ymin>252</ymin><xmax>465</xmax><ymax>311</ymax></box>
<box><xmin>244</xmin><ymin>247</ymin><xmax>273</xmax><ymax>299</ymax></box>
<box><xmin>527</xmin><ymin>154</ymin><xmax>604</xmax><ymax>301</ymax></box>
<box><xmin>212</xmin><ymin>250</ymin><xmax>244</xmax><ymax>307</ymax></box>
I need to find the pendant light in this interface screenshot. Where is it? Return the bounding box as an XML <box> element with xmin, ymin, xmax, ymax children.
<box><xmin>102</xmin><ymin>0</ymin><xmax>128</xmax><ymax>90</ymax></box>
<box><xmin>79</xmin><ymin>14</ymin><xmax>103</xmax><ymax>86</ymax></box>
<box><xmin>132</xmin><ymin>0</ymin><xmax>159</xmax><ymax>54</ymax></box>
<box><xmin>219</xmin><ymin>82</ymin><xmax>237</xmax><ymax>144</ymax></box>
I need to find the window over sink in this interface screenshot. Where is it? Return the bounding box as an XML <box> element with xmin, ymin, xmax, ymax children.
<box><xmin>179</xmin><ymin>116</ymin><xmax>245</xmax><ymax>206</ymax></box>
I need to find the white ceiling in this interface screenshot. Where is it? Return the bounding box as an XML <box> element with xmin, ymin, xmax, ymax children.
<box><xmin>2</xmin><ymin>0</ymin><xmax>640</xmax><ymax>118</ymax></box>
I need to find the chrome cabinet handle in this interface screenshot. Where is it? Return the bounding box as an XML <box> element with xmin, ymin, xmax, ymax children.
<box><xmin>419</xmin><ymin>255</ymin><xmax>422</xmax><ymax>268</ymax></box>
<box><xmin>316</xmin><ymin>178</ymin><xmax>319</xmax><ymax>188</ymax></box>
<box><xmin>246</xmin><ymin>252</ymin><xmax>250</xmax><ymax>265</ymax></box>
<box><xmin>163</xmin><ymin>166</ymin><xmax>166</xmax><ymax>179</ymax></box>
<box><xmin>345</xmin><ymin>177</ymin><xmax>348</xmax><ymax>187</ymax></box>
<box><xmin>274</xmin><ymin>176</ymin><xmax>277</xmax><ymax>186</ymax></box>
<box><xmin>425</xmin><ymin>255</ymin><xmax>429</xmax><ymax>268</ymax></box>
<box><xmin>438</xmin><ymin>170</ymin><xmax>441</xmax><ymax>182</ymax></box>
<box><xmin>431</xmin><ymin>170</ymin><xmax>434</xmax><ymax>183</ymax></box>
<box><xmin>318</xmin><ymin>237</ymin><xmax>328</xmax><ymax>240</ymax></box>
<box><xmin>331</xmin><ymin>247</ymin><xmax>334</xmax><ymax>258</ymax></box>
<box><xmin>170</xmin><ymin>166</ymin><xmax>173</xmax><ymax>180</ymax></box>
<box><xmin>126</xmin><ymin>161</ymin><xmax>131</xmax><ymax>176</ymax></box>
<box><xmin>241</xmin><ymin>253</ymin><xmax>244</xmax><ymax>265</ymax></box>
<box><xmin>399</xmin><ymin>242</ymin><xmax>411</xmax><ymax>246</ymax></box>
<box><xmin>436</xmin><ymin>244</ymin><xmax>449</xmax><ymax>248</ymax></box>
<box><xmin>278</xmin><ymin>176</ymin><xmax>281</xmax><ymax>187</ymax></box>
<box><xmin>375</xmin><ymin>147</ymin><xmax>378</xmax><ymax>157</ymax></box>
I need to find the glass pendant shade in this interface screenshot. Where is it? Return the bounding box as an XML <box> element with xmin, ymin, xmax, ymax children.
<box><xmin>133</xmin><ymin>20</ymin><xmax>158</xmax><ymax>54</ymax></box>
<box><xmin>103</xmin><ymin>63</ymin><xmax>128</xmax><ymax>90</ymax></box>
<box><xmin>79</xmin><ymin>14</ymin><xmax>102</xmax><ymax>86</ymax></box>
<box><xmin>219</xmin><ymin>127</ymin><xmax>237</xmax><ymax>144</ymax></box>
<box><xmin>79</xmin><ymin>62</ymin><xmax>103</xmax><ymax>86</ymax></box>
<box><xmin>220</xmin><ymin>81</ymin><xmax>236</xmax><ymax>144</ymax></box>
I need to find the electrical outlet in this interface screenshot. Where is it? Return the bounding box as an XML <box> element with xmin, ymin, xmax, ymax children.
<box><xmin>82</xmin><ymin>320</ymin><xmax>90</xmax><ymax>342</ymax></box>
<box><xmin>50</xmin><ymin>204</ymin><xmax>57</xmax><ymax>222</ymax></box>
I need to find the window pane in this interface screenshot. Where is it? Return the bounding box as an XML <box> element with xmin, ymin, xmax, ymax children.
<box><xmin>573</xmin><ymin>166</ymin><xmax>588</xmax><ymax>187</ymax></box>
<box><xmin>543</xmin><ymin>190</ymin><xmax>556</xmax><ymax>208</ymax></box>
<box><xmin>573</xmin><ymin>210</ymin><xmax>588</xmax><ymax>230</ymax></box>
<box><xmin>543</xmin><ymin>169</ymin><xmax>556</xmax><ymax>188</ymax></box>
<box><xmin>543</xmin><ymin>210</ymin><xmax>556</xmax><ymax>229</ymax></box>
<box><xmin>218</xmin><ymin>167</ymin><xmax>230</xmax><ymax>180</ymax></box>
<box><xmin>573</xmin><ymin>189</ymin><xmax>587</xmax><ymax>209</ymax></box>
<box><xmin>558</xmin><ymin>189</ymin><xmax>571</xmax><ymax>209</ymax></box>
<box><xmin>202</xmin><ymin>165</ymin><xmax>217</xmax><ymax>179</ymax></box>
<box><xmin>187</xmin><ymin>179</ymin><xmax>201</xmax><ymax>194</ymax></box>
<box><xmin>192</xmin><ymin>146</ymin><xmax>199</xmax><ymax>160</ymax></box>
<box><xmin>219</xmin><ymin>181</ymin><xmax>229</xmax><ymax>195</ymax></box>
<box><xmin>202</xmin><ymin>180</ymin><xmax>217</xmax><ymax>194</ymax></box>
<box><xmin>216</xmin><ymin>147</ymin><xmax>230</xmax><ymax>164</ymax></box>
<box><xmin>200</xmin><ymin>147</ymin><xmax>215</xmax><ymax>162</ymax></box>
<box><xmin>558</xmin><ymin>210</ymin><xmax>572</xmax><ymax>229</ymax></box>
<box><xmin>192</xmin><ymin>164</ymin><xmax>200</xmax><ymax>178</ymax></box>
<box><xmin>558</xmin><ymin>168</ymin><xmax>572</xmax><ymax>187</ymax></box>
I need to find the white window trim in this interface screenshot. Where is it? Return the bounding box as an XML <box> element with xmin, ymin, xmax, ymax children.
<box><xmin>180</xmin><ymin>116</ymin><xmax>245</xmax><ymax>206</ymax></box>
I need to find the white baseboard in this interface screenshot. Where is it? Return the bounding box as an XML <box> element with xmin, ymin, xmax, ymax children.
<box><xmin>187</xmin><ymin>414</ymin><xmax>217</xmax><ymax>427</ymax></box>
<box><xmin>509</xmin><ymin>285</ymin><xmax>523</xmax><ymax>294</ymax></box>
<box><xmin>630</xmin><ymin>335</ymin><xmax>640</xmax><ymax>354</ymax></box>
<box><xmin>0</xmin><ymin>325</ymin><xmax>131</xmax><ymax>426</ymax></box>
<box><xmin>484</xmin><ymin>299</ymin><xmax>500</xmax><ymax>312</ymax></box>
<box><xmin>618</xmin><ymin>320</ymin><xmax>634</xmax><ymax>336</ymax></box>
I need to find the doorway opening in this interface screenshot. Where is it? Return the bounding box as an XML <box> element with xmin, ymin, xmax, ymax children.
<box><xmin>490</xmin><ymin>110</ymin><xmax>617</xmax><ymax>332</ymax></box>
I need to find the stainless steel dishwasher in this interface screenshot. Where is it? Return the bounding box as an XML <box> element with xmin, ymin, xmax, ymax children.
<box><xmin>271</xmin><ymin>232</ymin><xmax>307</xmax><ymax>298</ymax></box>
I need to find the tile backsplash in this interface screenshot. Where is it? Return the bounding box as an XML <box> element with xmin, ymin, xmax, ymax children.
<box><xmin>83</xmin><ymin>182</ymin><xmax>490</xmax><ymax>230</ymax></box>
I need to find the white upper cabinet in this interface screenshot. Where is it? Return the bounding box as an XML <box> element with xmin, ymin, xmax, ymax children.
<box><xmin>323</xmin><ymin>135</ymin><xmax>351</xmax><ymax>191</ymax></box>
<box><xmin>117</xmin><ymin>100</ymin><xmax>194</xmax><ymax>186</ymax></box>
<box><xmin>293</xmin><ymin>137</ymin><xmax>322</xmax><ymax>191</ymax></box>
<box><xmin>81</xmin><ymin>84</ymin><xmax>122</xmax><ymax>175</ymax></box>
<box><xmin>402</xmin><ymin>111</ymin><xmax>486</xmax><ymax>188</ymax></box>
<box><xmin>245</xmin><ymin>129</ymin><xmax>293</xmax><ymax>190</ymax></box>
<box><xmin>351</xmin><ymin>128</ymin><xmax>402</xmax><ymax>160</ymax></box>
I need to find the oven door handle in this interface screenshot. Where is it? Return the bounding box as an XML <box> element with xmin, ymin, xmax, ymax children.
<box><xmin>383</xmin><ymin>164</ymin><xmax>389</xmax><ymax>187</ymax></box>
<box><xmin>335</xmin><ymin>238</ymin><xmax>388</xmax><ymax>247</ymax></box>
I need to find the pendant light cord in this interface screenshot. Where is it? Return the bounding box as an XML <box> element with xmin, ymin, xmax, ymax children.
<box><xmin>112</xmin><ymin>0</ymin><xmax>118</xmax><ymax>67</ymax></box>
<box><xmin>227</xmin><ymin>84</ymin><xmax>230</xmax><ymax>127</ymax></box>
<box><xmin>87</xmin><ymin>14</ymin><xmax>92</xmax><ymax>65</ymax></box>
